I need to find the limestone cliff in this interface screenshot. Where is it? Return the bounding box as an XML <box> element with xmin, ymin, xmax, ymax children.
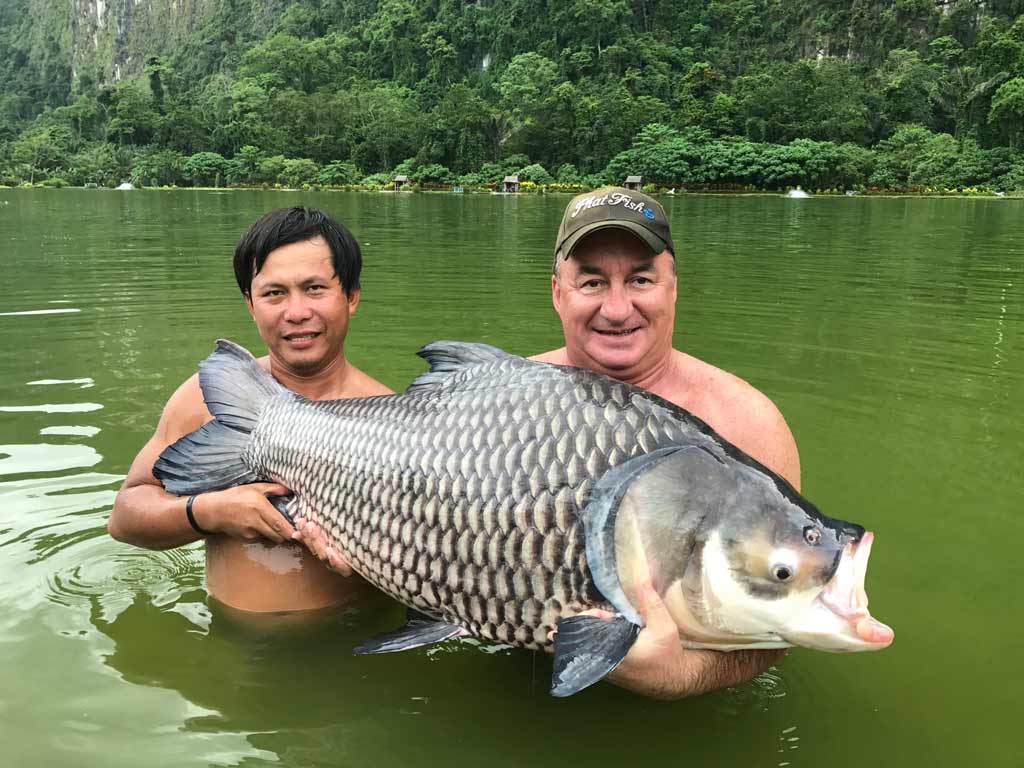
<box><xmin>69</xmin><ymin>0</ymin><xmax>217</xmax><ymax>83</ymax></box>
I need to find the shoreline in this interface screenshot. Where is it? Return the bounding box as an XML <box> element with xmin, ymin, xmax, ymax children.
<box><xmin>2</xmin><ymin>184</ymin><xmax>1020</xmax><ymax>199</ymax></box>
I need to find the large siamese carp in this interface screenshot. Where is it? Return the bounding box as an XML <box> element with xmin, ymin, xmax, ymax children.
<box><xmin>155</xmin><ymin>340</ymin><xmax>894</xmax><ymax>697</ymax></box>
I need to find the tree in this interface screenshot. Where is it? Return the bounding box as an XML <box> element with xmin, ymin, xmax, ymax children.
<box><xmin>869</xmin><ymin>124</ymin><xmax>941</xmax><ymax>187</ymax></box>
<box><xmin>989</xmin><ymin>77</ymin><xmax>1024</xmax><ymax>147</ymax></box>
<box><xmin>258</xmin><ymin>154</ymin><xmax>289</xmax><ymax>184</ymax></box>
<box><xmin>227</xmin><ymin>145</ymin><xmax>265</xmax><ymax>185</ymax></box>
<box><xmin>132</xmin><ymin>147</ymin><xmax>186</xmax><ymax>187</ymax></box>
<box><xmin>106</xmin><ymin>80</ymin><xmax>159</xmax><ymax>145</ymax></box>
<box><xmin>556</xmin><ymin>163</ymin><xmax>582</xmax><ymax>184</ymax></box>
<box><xmin>317</xmin><ymin>161</ymin><xmax>360</xmax><ymax>186</ymax></box>
<box><xmin>495</xmin><ymin>53</ymin><xmax>561</xmax><ymax>151</ymax></box>
<box><xmin>342</xmin><ymin>83</ymin><xmax>425</xmax><ymax>172</ymax></box>
<box><xmin>875</xmin><ymin>49</ymin><xmax>941</xmax><ymax>134</ymax></box>
<box><xmin>183</xmin><ymin>151</ymin><xmax>227</xmax><ymax>187</ymax></box>
<box><xmin>604</xmin><ymin>123</ymin><xmax>700</xmax><ymax>186</ymax></box>
<box><xmin>280</xmin><ymin>157</ymin><xmax>320</xmax><ymax>187</ymax></box>
<box><xmin>423</xmin><ymin>85</ymin><xmax>494</xmax><ymax>173</ymax></box>
<box><xmin>411</xmin><ymin>163</ymin><xmax>453</xmax><ymax>184</ymax></box>
<box><xmin>10</xmin><ymin>124</ymin><xmax>71</xmax><ymax>182</ymax></box>
<box><xmin>67</xmin><ymin>142</ymin><xmax>133</xmax><ymax>187</ymax></box>
<box><xmin>516</xmin><ymin>163</ymin><xmax>553</xmax><ymax>184</ymax></box>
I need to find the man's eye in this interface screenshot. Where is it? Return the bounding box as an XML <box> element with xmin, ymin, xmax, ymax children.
<box><xmin>632</xmin><ymin>276</ymin><xmax>652</xmax><ymax>286</ymax></box>
<box><xmin>581</xmin><ymin>280</ymin><xmax>602</xmax><ymax>290</ymax></box>
<box><xmin>307</xmin><ymin>285</ymin><xmax>326</xmax><ymax>293</ymax></box>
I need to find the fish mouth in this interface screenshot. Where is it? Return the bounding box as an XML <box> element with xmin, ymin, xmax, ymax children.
<box><xmin>815</xmin><ymin>532</ymin><xmax>894</xmax><ymax>649</ymax></box>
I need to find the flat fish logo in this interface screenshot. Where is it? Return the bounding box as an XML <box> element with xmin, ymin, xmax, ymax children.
<box><xmin>571</xmin><ymin>192</ymin><xmax>657</xmax><ymax>221</ymax></box>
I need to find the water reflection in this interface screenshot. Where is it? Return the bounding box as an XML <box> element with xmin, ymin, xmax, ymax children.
<box><xmin>0</xmin><ymin>308</ymin><xmax>82</xmax><ymax>316</ymax></box>
<box><xmin>0</xmin><ymin>403</ymin><xmax>103</xmax><ymax>412</ymax></box>
<box><xmin>28</xmin><ymin>377</ymin><xmax>95</xmax><ymax>387</ymax></box>
<box><xmin>0</xmin><ymin>443</ymin><xmax>103</xmax><ymax>474</ymax></box>
<box><xmin>41</xmin><ymin>426</ymin><xmax>102</xmax><ymax>437</ymax></box>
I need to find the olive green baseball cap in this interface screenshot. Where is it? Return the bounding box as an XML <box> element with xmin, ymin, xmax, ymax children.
<box><xmin>553</xmin><ymin>186</ymin><xmax>674</xmax><ymax>270</ymax></box>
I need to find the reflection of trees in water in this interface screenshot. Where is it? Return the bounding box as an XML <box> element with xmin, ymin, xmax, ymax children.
<box><xmin>92</xmin><ymin>586</ymin><xmax>790</xmax><ymax>767</ymax></box>
<box><xmin>94</xmin><ymin>585</ymin><xmax>398</xmax><ymax>732</ymax></box>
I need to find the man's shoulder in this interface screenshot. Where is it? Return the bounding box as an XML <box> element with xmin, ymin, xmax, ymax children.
<box><xmin>156</xmin><ymin>372</ymin><xmax>212</xmax><ymax>441</ymax></box>
<box><xmin>668</xmin><ymin>350</ymin><xmax>800</xmax><ymax>487</ymax></box>
<box><xmin>345</xmin><ymin>365</ymin><xmax>394</xmax><ymax>397</ymax></box>
<box><xmin>671</xmin><ymin>350</ymin><xmax>783</xmax><ymax>430</ymax></box>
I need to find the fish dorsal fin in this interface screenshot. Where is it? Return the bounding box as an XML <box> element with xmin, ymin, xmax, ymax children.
<box><xmin>408</xmin><ymin>341</ymin><xmax>519</xmax><ymax>391</ymax></box>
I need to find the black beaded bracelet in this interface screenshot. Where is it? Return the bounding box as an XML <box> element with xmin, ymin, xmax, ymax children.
<box><xmin>185</xmin><ymin>495</ymin><xmax>212</xmax><ymax>536</ymax></box>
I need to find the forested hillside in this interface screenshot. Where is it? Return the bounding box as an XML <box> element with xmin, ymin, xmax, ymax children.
<box><xmin>2</xmin><ymin>0</ymin><xmax>1023</xmax><ymax>190</ymax></box>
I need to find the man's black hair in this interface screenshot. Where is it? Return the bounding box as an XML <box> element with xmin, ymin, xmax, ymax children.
<box><xmin>233</xmin><ymin>207</ymin><xmax>361</xmax><ymax>296</ymax></box>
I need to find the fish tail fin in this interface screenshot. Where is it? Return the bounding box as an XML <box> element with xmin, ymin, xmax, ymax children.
<box><xmin>153</xmin><ymin>340</ymin><xmax>287</xmax><ymax>495</ymax></box>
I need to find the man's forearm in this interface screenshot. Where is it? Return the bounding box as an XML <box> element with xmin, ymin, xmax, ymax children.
<box><xmin>676</xmin><ymin>648</ymin><xmax>787</xmax><ymax>698</ymax></box>
<box><xmin>108</xmin><ymin>484</ymin><xmax>201</xmax><ymax>550</ymax></box>
<box><xmin>608</xmin><ymin>648</ymin><xmax>787</xmax><ymax>701</ymax></box>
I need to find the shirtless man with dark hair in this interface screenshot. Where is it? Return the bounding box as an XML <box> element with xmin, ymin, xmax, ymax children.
<box><xmin>108</xmin><ymin>206</ymin><xmax>390</xmax><ymax>612</ymax></box>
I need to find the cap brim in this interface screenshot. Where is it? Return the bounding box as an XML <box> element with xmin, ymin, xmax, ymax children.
<box><xmin>558</xmin><ymin>221</ymin><xmax>669</xmax><ymax>260</ymax></box>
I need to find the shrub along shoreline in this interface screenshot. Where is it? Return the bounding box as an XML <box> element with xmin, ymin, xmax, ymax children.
<box><xmin>5</xmin><ymin>123</ymin><xmax>1022</xmax><ymax>195</ymax></box>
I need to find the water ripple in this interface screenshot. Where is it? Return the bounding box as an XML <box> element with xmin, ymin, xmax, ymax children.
<box><xmin>27</xmin><ymin>378</ymin><xmax>94</xmax><ymax>388</ymax></box>
<box><xmin>0</xmin><ymin>308</ymin><xmax>81</xmax><ymax>316</ymax></box>
<box><xmin>0</xmin><ymin>443</ymin><xmax>103</xmax><ymax>476</ymax></box>
<box><xmin>47</xmin><ymin>539</ymin><xmax>204</xmax><ymax>623</ymax></box>
<box><xmin>0</xmin><ymin>403</ymin><xmax>104</xmax><ymax>413</ymax></box>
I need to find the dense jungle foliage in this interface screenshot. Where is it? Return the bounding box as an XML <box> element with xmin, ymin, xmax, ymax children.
<box><xmin>1</xmin><ymin>0</ymin><xmax>1023</xmax><ymax>191</ymax></box>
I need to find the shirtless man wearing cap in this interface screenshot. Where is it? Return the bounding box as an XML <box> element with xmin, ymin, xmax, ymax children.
<box><xmin>304</xmin><ymin>188</ymin><xmax>798</xmax><ymax>699</ymax></box>
<box><xmin>528</xmin><ymin>187</ymin><xmax>799</xmax><ymax>698</ymax></box>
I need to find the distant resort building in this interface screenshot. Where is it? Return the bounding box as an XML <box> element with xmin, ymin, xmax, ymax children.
<box><xmin>502</xmin><ymin>175</ymin><xmax>520</xmax><ymax>193</ymax></box>
<box><xmin>392</xmin><ymin>174</ymin><xmax>409</xmax><ymax>191</ymax></box>
<box><xmin>624</xmin><ymin>175</ymin><xmax>642</xmax><ymax>190</ymax></box>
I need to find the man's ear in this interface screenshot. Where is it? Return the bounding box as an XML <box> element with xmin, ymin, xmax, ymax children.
<box><xmin>551</xmin><ymin>274</ymin><xmax>562</xmax><ymax>313</ymax></box>
<box><xmin>347</xmin><ymin>288</ymin><xmax>361</xmax><ymax>315</ymax></box>
<box><xmin>244</xmin><ymin>292</ymin><xmax>255</xmax><ymax>319</ymax></box>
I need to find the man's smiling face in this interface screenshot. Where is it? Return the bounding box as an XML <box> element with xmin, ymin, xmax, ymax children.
<box><xmin>246</xmin><ymin>236</ymin><xmax>359</xmax><ymax>376</ymax></box>
<box><xmin>552</xmin><ymin>228</ymin><xmax>677</xmax><ymax>377</ymax></box>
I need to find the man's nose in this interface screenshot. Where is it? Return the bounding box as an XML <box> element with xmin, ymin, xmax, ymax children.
<box><xmin>600</xmin><ymin>284</ymin><xmax>633</xmax><ymax>323</ymax></box>
<box><xmin>283</xmin><ymin>293</ymin><xmax>313</xmax><ymax>322</ymax></box>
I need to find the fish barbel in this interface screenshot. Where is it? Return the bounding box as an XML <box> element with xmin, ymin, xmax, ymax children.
<box><xmin>154</xmin><ymin>340</ymin><xmax>893</xmax><ymax>696</ymax></box>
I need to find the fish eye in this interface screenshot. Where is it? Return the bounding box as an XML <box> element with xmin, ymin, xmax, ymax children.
<box><xmin>771</xmin><ymin>564</ymin><xmax>793</xmax><ymax>582</ymax></box>
<box><xmin>803</xmin><ymin>526</ymin><xmax>821</xmax><ymax>546</ymax></box>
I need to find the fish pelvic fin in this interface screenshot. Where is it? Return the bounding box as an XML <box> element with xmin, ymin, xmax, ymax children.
<box><xmin>153</xmin><ymin>339</ymin><xmax>287</xmax><ymax>495</ymax></box>
<box><xmin>551</xmin><ymin>615</ymin><xmax>640</xmax><ymax>697</ymax></box>
<box><xmin>408</xmin><ymin>341</ymin><xmax>519</xmax><ymax>391</ymax></box>
<box><xmin>354</xmin><ymin>608</ymin><xmax>467</xmax><ymax>653</ymax></box>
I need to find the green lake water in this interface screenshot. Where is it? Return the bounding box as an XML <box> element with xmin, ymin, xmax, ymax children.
<box><xmin>0</xmin><ymin>188</ymin><xmax>1020</xmax><ymax>767</ymax></box>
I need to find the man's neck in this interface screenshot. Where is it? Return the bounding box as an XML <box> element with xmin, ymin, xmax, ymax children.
<box><xmin>268</xmin><ymin>354</ymin><xmax>351</xmax><ymax>401</ymax></box>
<box><xmin>565</xmin><ymin>345</ymin><xmax>681</xmax><ymax>399</ymax></box>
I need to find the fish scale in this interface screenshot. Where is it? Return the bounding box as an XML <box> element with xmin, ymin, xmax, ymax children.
<box><xmin>238</xmin><ymin>354</ymin><xmax>709</xmax><ymax>649</ymax></box>
<box><xmin>155</xmin><ymin>340</ymin><xmax>895</xmax><ymax>695</ymax></box>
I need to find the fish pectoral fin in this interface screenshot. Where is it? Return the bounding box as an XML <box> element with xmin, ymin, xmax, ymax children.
<box><xmin>550</xmin><ymin>615</ymin><xmax>640</xmax><ymax>698</ymax></box>
<box><xmin>354</xmin><ymin>616</ymin><xmax>466</xmax><ymax>654</ymax></box>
